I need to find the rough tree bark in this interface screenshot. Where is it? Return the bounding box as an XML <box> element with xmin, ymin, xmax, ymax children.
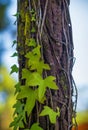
<box><xmin>17</xmin><ymin>0</ymin><xmax>77</xmax><ymax>130</ymax></box>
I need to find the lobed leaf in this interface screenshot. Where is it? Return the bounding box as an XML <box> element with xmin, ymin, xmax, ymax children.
<box><xmin>13</xmin><ymin>100</ymin><xmax>24</xmax><ymax>115</ymax></box>
<box><xmin>10</xmin><ymin>64</ymin><xmax>19</xmax><ymax>74</ymax></box>
<box><xmin>44</xmin><ymin>76</ymin><xmax>58</xmax><ymax>90</ymax></box>
<box><xmin>39</xmin><ymin>106</ymin><xmax>60</xmax><ymax>124</ymax></box>
<box><xmin>25</xmin><ymin>92</ymin><xmax>36</xmax><ymax>115</ymax></box>
<box><xmin>11</xmin><ymin>52</ymin><xmax>18</xmax><ymax>57</ymax></box>
<box><xmin>27</xmin><ymin>38</ymin><xmax>36</xmax><ymax>47</ymax></box>
<box><xmin>17</xmin><ymin>86</ymin><xmax>30</xmax><ymax>99</ymax></box>
<box><xmin>12</xmin><ymin>40</ymin><xmax>17</xmax><ymax>47</ymax></box>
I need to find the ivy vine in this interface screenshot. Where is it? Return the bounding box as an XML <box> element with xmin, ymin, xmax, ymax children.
<box><xmin>10</xmin><ymin>8</ymin><xmax>60</xmax><ymax>130</ymax></box>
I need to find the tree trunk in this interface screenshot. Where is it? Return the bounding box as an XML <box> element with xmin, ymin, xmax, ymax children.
<box><xmin>17</xmin><ymin>0</ymin><xmax>77</xmax><ymax>130</ymax></box>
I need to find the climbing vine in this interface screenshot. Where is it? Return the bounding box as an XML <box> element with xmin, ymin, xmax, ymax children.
<box><xmin>10</xmin><ymin>0</ymin><xmax>78</xmax><ymax>130</ymax></box>
<box><xmin>10</xmin><ymin>5</ymin><xmax>60</xmax><ymax>130</ymax></box>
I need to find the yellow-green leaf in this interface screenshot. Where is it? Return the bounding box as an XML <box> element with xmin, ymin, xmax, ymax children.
<box><xmin>30</xmin><ymin>123</ymin><xmax>43</xmax><ymax>130</ymax></box>
<box><xmin>44</xmin><ymin>76</ymin><xmax>58</xmax><ymax>90</ymax></box>
<box><xmin>39</xmin><ymin>106</ymin><xmax>60</xmax><ymax>124</ymax></box>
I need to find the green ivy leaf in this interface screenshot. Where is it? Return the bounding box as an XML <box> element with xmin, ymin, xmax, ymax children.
<box><xmin>22</xmin><ymin>69</ymin><xmax>43</xmax><ymax>87</ymax></box>
<box><xmin>25</xmin><ymin>45</ymin><xmax>41</xmax><ymax>66</ymax></box>
<box><xmin>10</xmin><ymin>64</ymin><xmax>19</xmax><ymax>74</ymax></box>
<box><xmin>17</xmin><ymin>86</ymin><xmax>30</xmax><ymax>99</ymax></box>
<box><xmin>29</xmin><ymin>60</ymin><xmax>50</xmax><ymax>74</ymax></box>
<box><xmin>31</xmin><ymin>16</ymin><xmax>36</xmax><ymax>22</ymax></box>
<box><xmin>13</xmin><ymin>12</ymin><xmax>20</xmax><ymax>17</ymax></box>
<box><xmin>11</xmin><ymin>52</ymin><xmax>18</xmax><ymax>57</ymax></box>
<box><xmin>10</xmin><ymin>114</ymin><xmax>24</xmax><ymax>130</ymax></box>
<box><xmin>12</xmin><ymin>40</ymin><xmax>17</xmax><ymax>47</ymax></box>
<box><xmin>37</xmin><ymin>80</ymin><xmax>46</xmax><ymax>101</ymax></box>
<box><xmin>38</xmin><ymin>76</ymin><xmax>58</xmax><ymax>101</ymax></box>
<box><xmin>22</xmin><ymin>69</ymin><xmax>31</xmax><ymax>79</ymax></box>
<box><xmin>25</xmin><ymin>91</ymin><xmax>36</xmax><ymax>115</ymax></box>
<box><xmin>27</xmin><ymin>38</ymin><xmax>36</xmax><ymax>47</ymax></box>
<box><xmin>17</xmin><ymin>87</ymin><xmax>36</xmax><ymax>115</ymax></box>
<box><xmin>44</xmin><ymin>76</ymin><xmax>58</xmax><ymax>90</ymax></box>
<box><xmin>31</xmin><ymin>27</ymin><xmax>36</xmax><ymax>33</ymax></box>
<box><xmin>32</xmin><ymin>45</ymin><xmax>41</xmax><ymax>57</ymax></box>
<box><xmin>14</xmin><ymin>82</ymin><xmax>21</xmax><ymax>94</ymax></box>
<box><xmin>13</xmin><ymin>100</ymin><xmax>24</xmax><ymax>116</ymax></box>
<box><xmin>30</xmin><ymin>123</ymin><xmax>43</xmax><ymax>130</ymax></box>
<box><xmin>39</xmin><ymin>106</ymin><xmax>60</xmax><ymax>124</ymax></box>
<box><xmin>30</xmin><ymin>9</ymin><xmax>35</xmax><ymax>14</ymax></box>
<box><xmin>26</xmin><ymin>72</ymin><xmax>43</xmax><ymax>86</ymax></box>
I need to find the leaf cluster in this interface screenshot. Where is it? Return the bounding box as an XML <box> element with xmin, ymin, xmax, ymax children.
<box><xmin>10</xmin><ymin>9</ymin><xmax>60</xmax><ymax>130</ymax></box>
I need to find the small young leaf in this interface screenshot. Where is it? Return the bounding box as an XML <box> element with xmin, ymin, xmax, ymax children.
<box><xmin>30</xmin><ymin>9</ymin><xmax>35</xmax><ymax>14</ymax></box>
<box><xmin>14</xmin><ymin>82</ymin><xmax>21</xmax><ymax>94</ymax></box>
<box><xmin>31</xmin><ymin>16</ymin><xmax>36</xmax><ymax>22</ymax></box>
<box><xmin>27</xmin><ymin>38</ymin><xmax>36</xmax><ymax>47</ymax></box>
<box><xmin>11</xmin><ymin>52</ymin><xmax>18</xmax><ymax>57</ymax></box>
<box><xmin>25</xmin><ymin>45</ymin><xmax>41</xmax><ymax>60</ymax></box>
<box><xmin>12</xmin><ymin>40</ymin><xmax>17</xmax><ymax>47</ymax></box>
<box><xmin>32</xmin><ymin>45</ymin><xmax>41</xmax><ymax>57</ymax></box>
<box><xmin>13</xmin><ymin>12</ymin><xmax>20</xmax><ymax>17</ymax></box>
<box><xmin>39</xmin><ymin>106</ymin><xmax>60</xmax><ymax>124</ymax></box>
<box><xmin>10</xmin><ymin>64</ymin><xmax>19</xmax><ymax>74</ymax></box>
<box><xmin>31</xmin><ymin>27</ymin><xmax>36</xmax><ymax>33</ymax></box>
<box><xmin>30</xmin><ymin>123</ymin><xmax>43</xmax><ymax>130</ymax></box>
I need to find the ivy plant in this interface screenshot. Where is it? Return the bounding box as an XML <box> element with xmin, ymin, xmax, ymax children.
<box><xmin>10</xmin><ymin>9</ymin><xmax>60</xmax><ymax>130</ymax></box>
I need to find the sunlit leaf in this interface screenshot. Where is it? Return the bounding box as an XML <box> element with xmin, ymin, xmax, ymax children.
<box><xmin>25</xmin><ymin>91</ymin><xmax>36</xmax><ymax>115</ymax></box>
<box><xmin>37</xmin><ymin>80</ymin><xmax>46</xmax><ymax>101</ymax></box>
<box><xmin>17</xmin><ymin>86</ymin><xmax>30</xmax><ymax>99</ymax></box>
<box><xmin>17</xmin><ymin>87</ymin><xmax>36</xmax><ymax>115</ymax></box>
<box><xmin>22</xmin><ymin>68</ymin><xmax>31</xmax><ymax>79</ymax></box>
<box><xmin>30</xmin><ymin>60</ymin><xmax>50</xmax><ymax>74</ymax></box>
<box><xmin>32</xmin><ymin>45</ymin><xmax>41</xmax><ymax>57</ymax></box>
<box><xmin>44</xmin><ymin>76</ymin><xmax>58</xmax><ymax>90</ymax></box>
<box><xmin>26</xmin><ymin>72</ymin><xmax>43</xmax><ymax>86</ymax></box>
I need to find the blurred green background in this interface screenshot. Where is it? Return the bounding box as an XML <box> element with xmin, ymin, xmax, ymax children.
<box><xmin>0</xmin><ymin>0</ymin><xmax>88</xmax><ymax>130</ymax></box>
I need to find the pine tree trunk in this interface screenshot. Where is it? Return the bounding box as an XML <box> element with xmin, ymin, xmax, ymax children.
<box><xmin>17</xmin><ymin>0</ymin><xmax>76</xmax><ymax>130</ymax></box>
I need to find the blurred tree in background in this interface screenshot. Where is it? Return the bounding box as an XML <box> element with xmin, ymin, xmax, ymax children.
<box><xmin>0</xmin><ymin>0</ymin><xmax>11</xmax><ymax>64</ymax></box>
<box><xmin>0</xmin><ymin>0</ymin><xmax>16</xmax><ymax>130</ymax></box>
<box><xmin>0</xmin><ymin>67</ymin><xmax>16</xmax><ymax>130</ymax></box>
<box><xmin>0</xmin><ymin>0</ymin><xmax>11</xmax><ymax>31</ymax></box>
